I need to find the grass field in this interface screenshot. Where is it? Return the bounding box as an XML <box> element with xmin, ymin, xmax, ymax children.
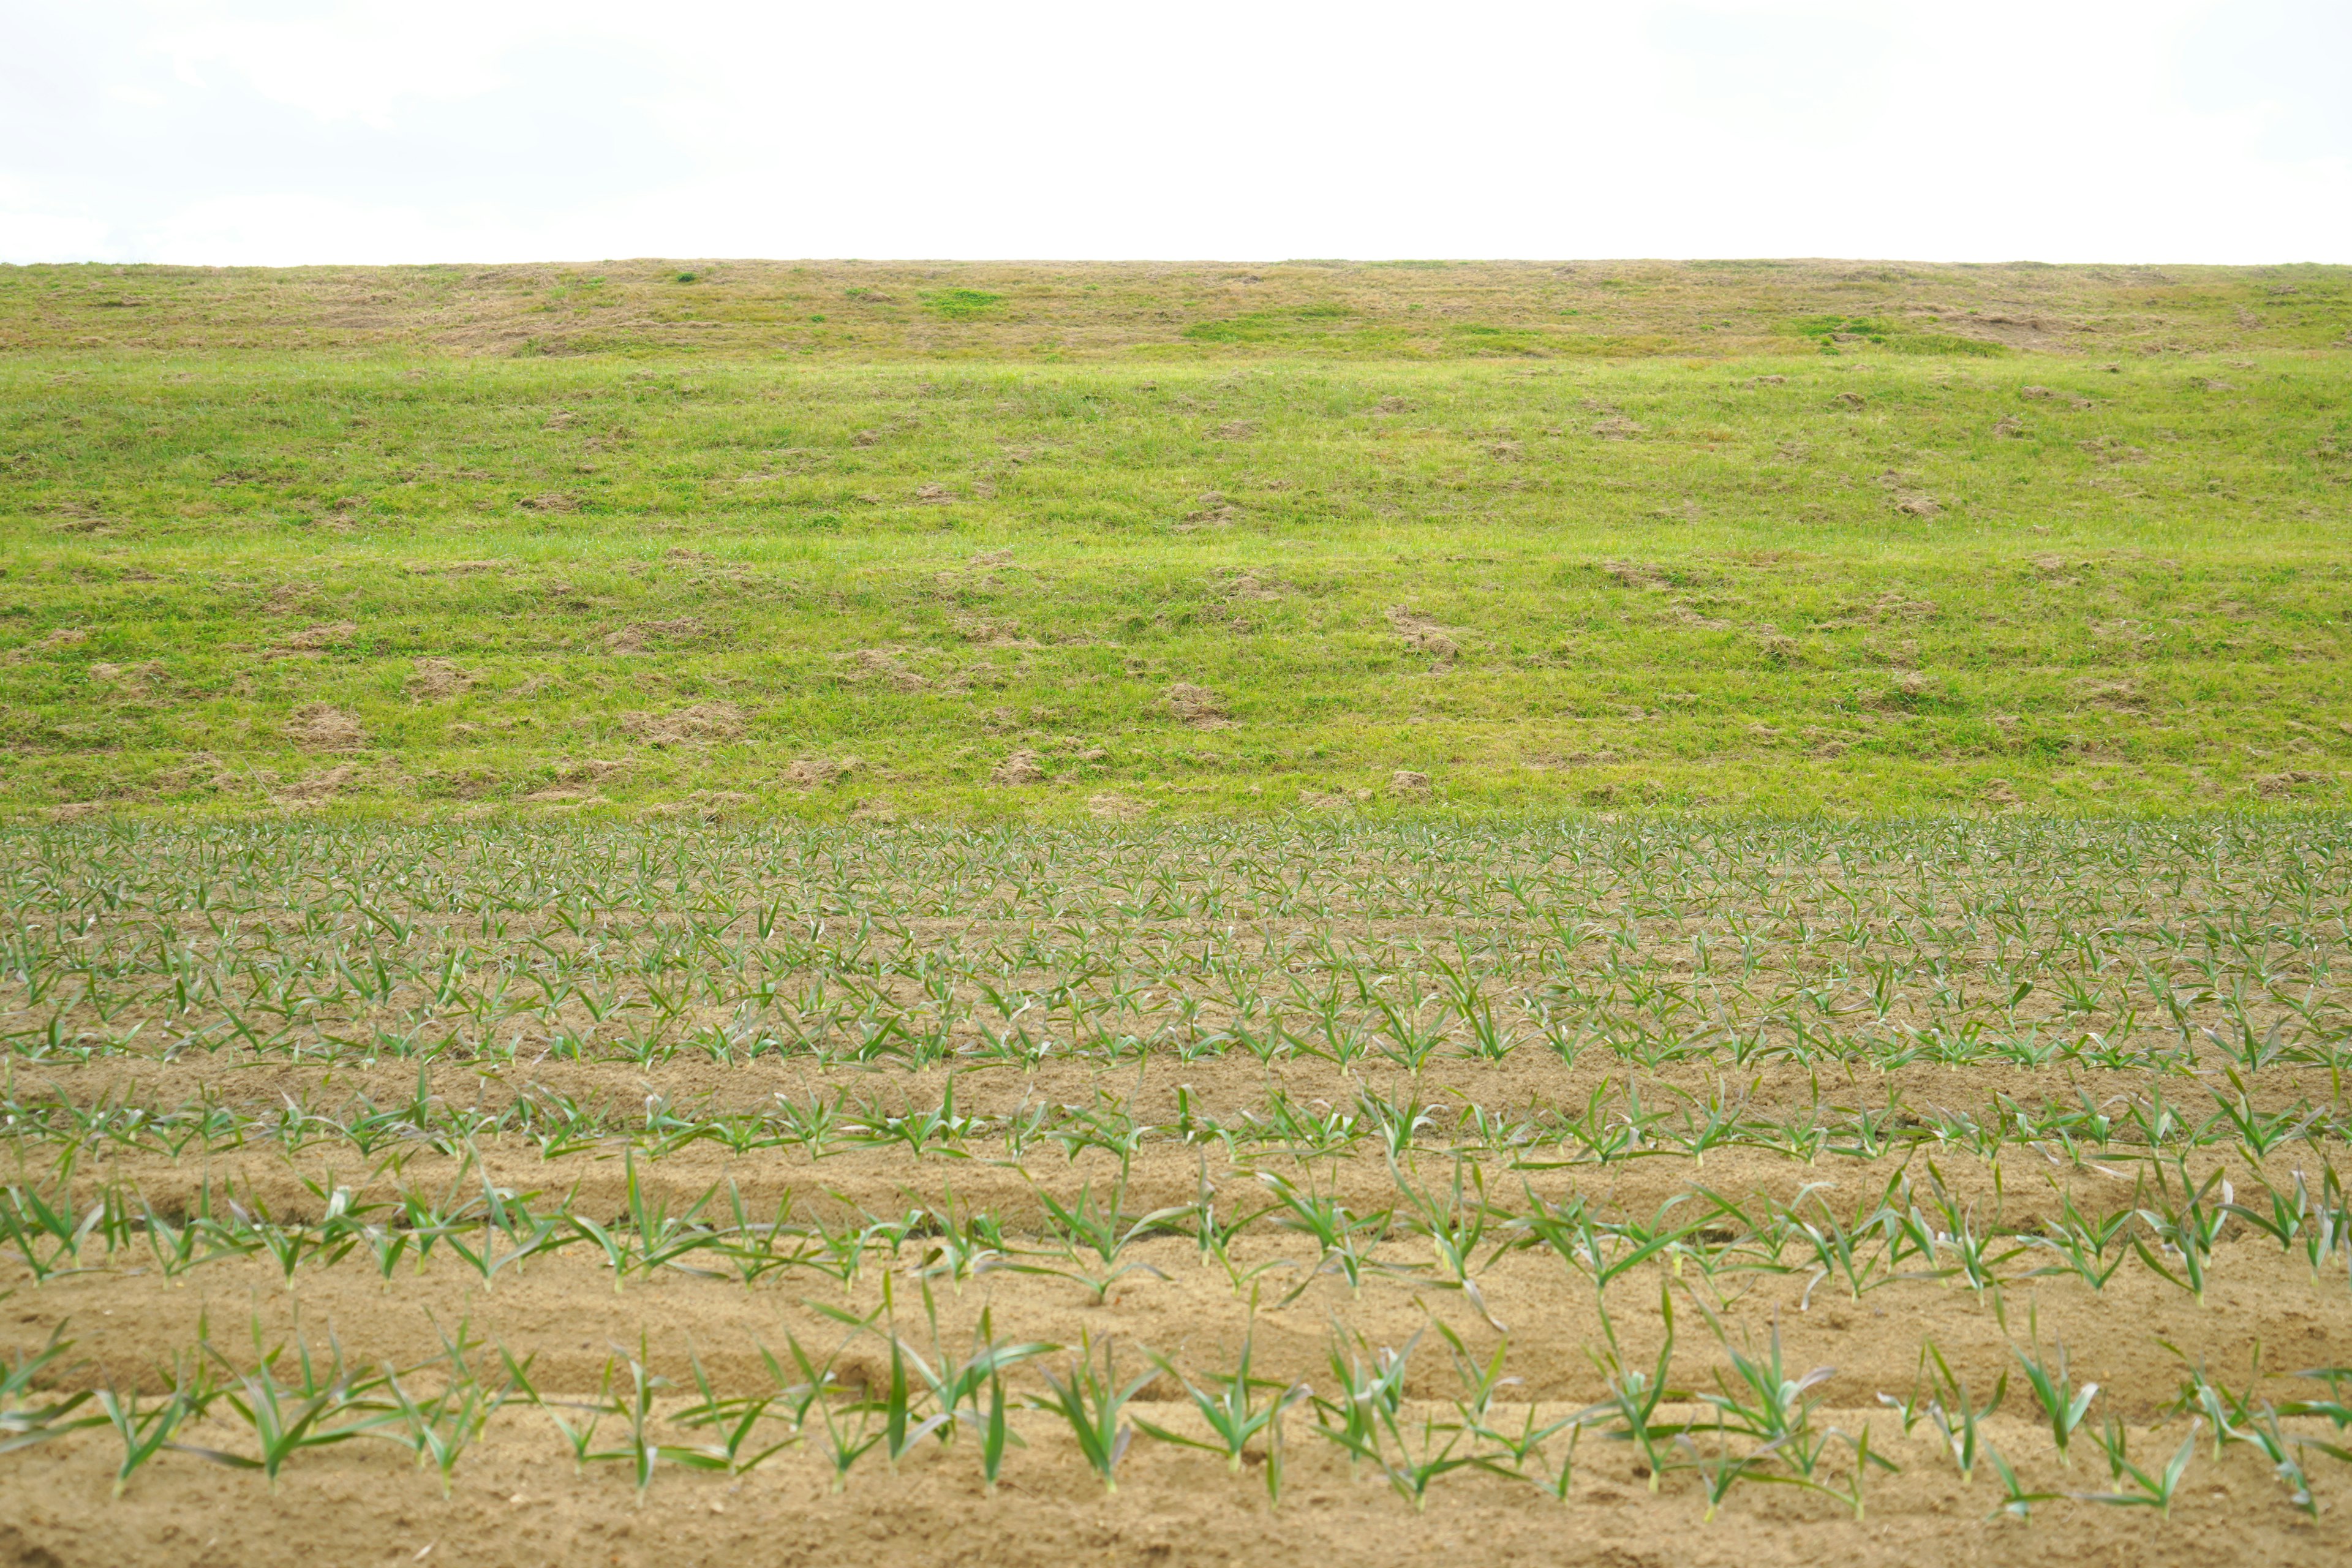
<box><xmin>2</xmin><ymin>260</ymin><xmax>2348</xmax><ymax>820</ymax></box>
<box><xmin>2</xmin><ymin>260</ymin><xmax>2350</xmax><ymax>1567</ymax></box>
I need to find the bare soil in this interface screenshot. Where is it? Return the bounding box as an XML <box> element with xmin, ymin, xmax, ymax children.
<box><xmin>4</xmin><ymin>1058</ymin><xmax>2350</xmax><ymax>1564</ymax></box>
<box><xmin>2</xmin><ymin>824</ymin><xmax>2347</xmax><ymax>1563</ymax></box>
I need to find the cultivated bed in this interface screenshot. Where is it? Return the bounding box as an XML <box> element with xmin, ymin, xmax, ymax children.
<box><xmin>1</xmin><ymin>818</ymin><xmax>2348</xmax><ymax>1565</ymax></box>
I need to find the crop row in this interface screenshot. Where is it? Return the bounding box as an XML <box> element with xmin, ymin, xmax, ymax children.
<box><xmin>7</xmin><ymin>819</ymin><xmax>2345</xmax><ymax>922</ymax></box>
<box><xmin>4</xmin><ymin>905</ymin><xmax>2341</xmax><ymax>1073</ymax></box>
<box><xmin>5</xmin><ymin>820</ymin><xmax>2342</xmax><ymax>1072</ymax></box>
<box><xmin>8</xmin><ymin>1287</ymin><xmax>2351</xmax><ymax>1522</ymax></box>
<box><xmin>10</xmin><ymin>1142</ymin><xmax>2352</xmax><ymax>1309</ymax></box>
<box><xmin>13</xmin><ymin>1005</ymin><xmax>2339</xmax><ymax>1078</ymax></box>
<box><xmin>2</xmin><ymin>1063</ymin><xmax>2345</xmax><ymax>1165</ymax></box>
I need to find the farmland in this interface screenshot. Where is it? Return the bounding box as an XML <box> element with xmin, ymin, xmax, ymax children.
<box><xmin>0</xmin><ymin>817</ymin><xmax>2346</xmax><ymax>1562</ymax></box>
<box><xmin>2</xmin><ymin>260</ymin><xmax>2351</xmax><ymax>1565</ymax></box>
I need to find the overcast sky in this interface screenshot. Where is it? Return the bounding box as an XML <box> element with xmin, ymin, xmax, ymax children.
<box><xmin>4</xmin><ymin>0</ymin><xmax>2347</xmax><ymax>266</ymax></box>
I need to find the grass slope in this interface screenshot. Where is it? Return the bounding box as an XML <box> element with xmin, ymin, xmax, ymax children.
<box><xmin>3</xmin><ymin>257</ymin><xmax>2350</xmax><ymax>361</ymax></box>
<box><xmin>1</xmin><ymin>263</ymin><xmax>2348</xmax><ymax>820</ymax></box>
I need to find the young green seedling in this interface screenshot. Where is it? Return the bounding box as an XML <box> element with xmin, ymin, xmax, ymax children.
<box><xmin>2009</xmin><ymin>1308</ymin><xmax>2097</xmax><ymax>1466</ymax></box>
<box><xmin>1135</xmin><ymin>1305</ymin><xmax>1308</xmax><ymax>1472</ymax></box>
<box><xmin>2080</xmin><ymin>1415</ymin><xmax>2199</xmax><ymax>1518</ymax></box>
<box><xmin>1030</xmin><ymin>1333</ymin><xmax>1153</xmax><ymax>1494</ymax></box>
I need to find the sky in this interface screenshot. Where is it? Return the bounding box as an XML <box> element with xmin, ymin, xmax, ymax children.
<box><xmin>2</xmin><ymin>0</ymin><xmax>2347</xmax><ymax>266</ymax></box>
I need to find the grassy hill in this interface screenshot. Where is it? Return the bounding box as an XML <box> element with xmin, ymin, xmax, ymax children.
<box><xmin>1</xmin><ymin>260</ymin><xmax>2346</xmax><ymax>820</ymax></box>
<box><xmin>5</xmin><ymin>257</ymin><xmax>2350</xmax><ymax>360</ymax></box>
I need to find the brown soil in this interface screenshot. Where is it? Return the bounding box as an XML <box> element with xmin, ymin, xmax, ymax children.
<box><xmin>5</xmin><ymin>1136</ymin><xmax>2347</xmax><ymax>1566</ymax></box>
<box><xmin>2</xmin><ymin>832</ymin><xmax>2348</xmax><ymax>1566</ymax></box>
<box><xmin>7</xmin><ymin>1409</ymin><xmax>2339</xmax><ymax>1568</ymax></box>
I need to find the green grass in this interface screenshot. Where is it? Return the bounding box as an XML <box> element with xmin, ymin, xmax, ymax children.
<box><xmin>6</xmin><ymin>257</ymin><xmax>2348</xmax><ymax>360</ymax></box>
<box><xmin>0</xmin><ymin>262</ymin><xmax>2348</xmax><ymax>821</ymax></box>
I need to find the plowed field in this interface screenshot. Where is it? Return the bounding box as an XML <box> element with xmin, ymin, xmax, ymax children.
<box><xmin>2</xmin><ymin>818</ymin><xmax>2349</xmax><ymax>1565</ymax></box>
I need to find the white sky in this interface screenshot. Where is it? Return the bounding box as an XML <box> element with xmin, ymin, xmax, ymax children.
<box><xmin>3</xmin><ymin>0</ymin><xmax>2348</xmax><ymax>266</ymax></box>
